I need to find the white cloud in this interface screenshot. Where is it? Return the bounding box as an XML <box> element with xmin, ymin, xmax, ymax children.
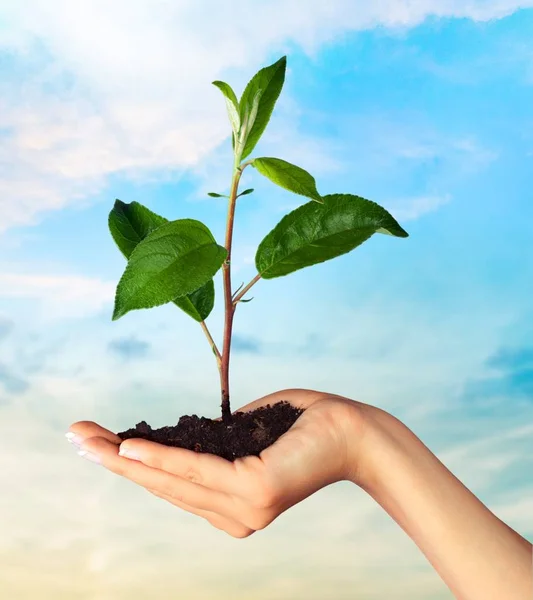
<box><xmin>341</xmin><ymin>115</ymin><xmax>499</xmax><ymax>174</ymax></box>
<box><xmin>0</xmin><ymin>0</ymin><xmax>529</xmax><ymax>232</ymax></box>
<box><xmin>386</xmin><ymin>194</ymin><xmax>452</xmax><ymax>221</ymax></box>
<box><xmin>0</xmin><ymin>271</ymin><xmax>114</xmax><ymax>319</ymax></box>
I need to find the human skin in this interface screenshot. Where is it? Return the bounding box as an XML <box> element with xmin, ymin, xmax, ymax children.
<box><xmin>68</xmin><ymin>389</ymin><xmax>533</xmax><ymax>600</ymax></box>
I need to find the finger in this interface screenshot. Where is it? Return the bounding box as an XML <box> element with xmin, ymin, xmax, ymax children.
<box><xmin>67</xmin><ymin>421</ymin><xmax>122</xmax><ymax>445</ymax></box>
<box><xmin>145</xmin><ymin>487</ymin><xmax>254</xmax><ymax>539</ymax></box>
<box><xmin>80</xmin><ymin>436</ymin><xmax>233</xmax><ymax>514</ymax></box>
<box><xmin>119</xmin><ymin>438</ymin><xmax>285</xmax><ymax>515</ymax></box>
<box><xmin>118</xmin><ymin>438</ymin><xmax>243</xmax><ymax>495</ymax></box>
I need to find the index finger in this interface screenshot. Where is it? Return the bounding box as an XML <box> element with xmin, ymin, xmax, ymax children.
<box><xmin>67</xmin><ymin>421</ymin><xmax>257</xmax><ymax>497</ymax></box>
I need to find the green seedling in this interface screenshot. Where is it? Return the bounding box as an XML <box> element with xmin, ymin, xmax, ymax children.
<box><xmin>108</xmin><ymin>56</ymin><xmax>408</xmax><ymax>425</ymax></box>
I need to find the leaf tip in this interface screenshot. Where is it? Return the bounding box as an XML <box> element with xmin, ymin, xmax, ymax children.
<box><xmin>111</xmin><ymin>299</ymin><xmax>126</xmax><ymax>321</ymax></box>
<box><xmin>395</xmin><ymin>224</ymin><xmax>409</xmax><ymax>238</ymax></box>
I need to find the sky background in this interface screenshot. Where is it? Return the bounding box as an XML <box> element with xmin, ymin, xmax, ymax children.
<box><xmin>1</xmin><ymin>1</ymin><xmax>532</xmax><ymax>598</ymax></box>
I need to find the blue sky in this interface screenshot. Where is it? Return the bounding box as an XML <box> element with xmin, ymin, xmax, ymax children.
<box><xmin>0</xmin><ymin>2</ymin><xmax>532</xmax><ymax>599</ymax></box>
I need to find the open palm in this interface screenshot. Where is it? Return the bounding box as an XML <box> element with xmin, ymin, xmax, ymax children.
<box><xmin>69</xmin><ymin>388</ymin><xmax>369</xmax><ymax>538</ymax></box>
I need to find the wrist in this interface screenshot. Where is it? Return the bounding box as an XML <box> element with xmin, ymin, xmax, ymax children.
<box><xmin>344</xmin><ymin>401</ymin><xmax>411</xmax><ymax>490</ymax></box>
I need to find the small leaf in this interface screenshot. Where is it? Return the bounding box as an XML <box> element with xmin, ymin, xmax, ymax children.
<box><xmin>173</xmin><ymin>279</ymin><xmax>215</xmax><ymax>322</ymax></box>
<box><xmin>212</xmin><ymin>81</ymin><xmax>238</xmax><ymax>108</ymax></box>
<box><xmin>238</xmin><ymin>56</ymin><xmax>286</xmax><ymax>160</ymax></box>
<box><xmin>255</xmin><ymin>194</ymin><xmax>408</xmax><ymax>279</ymax></box>
<box><xmin>212</xmin><ymin>80</ymin><xmax>240</xmax><ymax>134</ymax></box>
<box><xmin>231</xmin><ymin>282</ymin><xmax>245</xmax><ymax>302</ymax></box>
<box><xmin>109</xmin><ymin>200</ymin><xmax>167</xmax><ymax>258</ymax></box>
<box><xmin>109</xmin><ymin>201</ymin><xmax>215</xmax><ymax>322</ymax></box>
<box><xmin>252</xmin><ymin>157</ymin><xmax>322</xmax><ymax>203</ymax></box>
<box><xmin>238</xmin><ymin>188</ymin><xmax>254</xmax><ymax>197</ymax></box>
<box><xmin>113</xmin><ymin>219</ymin><xmax>227</xmax><ymax>320</ymax></box>
<box><xmin>207</xmin><ymin>192</ymin><xmax>226</xmax><ymax>198</ymax></box>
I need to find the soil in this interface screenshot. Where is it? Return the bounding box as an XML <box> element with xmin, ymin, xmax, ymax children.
<box><xmin>116</xmin><ymin>400</ymin><xmax>305</xmax><ymax>462</ymax></box>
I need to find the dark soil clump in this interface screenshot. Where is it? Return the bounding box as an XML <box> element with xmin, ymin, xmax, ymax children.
<box><xmin>117</xmin><ymin>400</ymin><xmax>305</xmax><ymax>461</ymax></box>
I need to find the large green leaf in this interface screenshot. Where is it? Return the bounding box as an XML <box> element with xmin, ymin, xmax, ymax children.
<box><xmin>113</xmin><ymin>219</ymin><xmax>226</xmax><ymax>320</ymax></box>
<box><xmin>252</xmin><ymin>157</ymin><xmax>322</xmax><ymax>203</ymax></box>
<box><xmin>255</xmin><ymin>194</ymin><xmax>408</xmax><ymax>279</ymax></box>
<box><xmin>109</xmin><ymin>200</ymin><xmax>215</xmax><ymax>322</ymax></box>
<box><xmin>212</xmin><ymin>80</ymin><xmax>240</xmax><ymax>135</ymax></box>
<box><xmin>238</xmin><ymin>56</ymin><xmax>286</xmax><ymax>160</ymax></box>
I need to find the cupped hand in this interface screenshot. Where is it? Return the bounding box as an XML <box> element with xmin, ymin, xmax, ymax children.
<box><xmin>68</xmin><ymin>389</ymin><xmax>373</xmax><ymax>538</ymax></box>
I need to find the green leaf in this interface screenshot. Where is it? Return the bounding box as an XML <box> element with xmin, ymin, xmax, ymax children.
<box><xmin>207</xmin><ymin>192</ymin><xmax>226</xmax><ymax>198</ymax></box>
<box><xmin>112</xmin><ymin>219</ymin><xmax>226</xmax><ymax>320</ymax></box>
<box><xmin>109</xmin><ymin>200</ymin><xmax>167</xmax><ymax>258</ymax></box>
<box><xmin>255</xmin><ymin>194</ymin><xmax>408</xmax><ymax>279</ymax></box>
<box><xmin>252</xmin><ymin>157</ymin><xmax>322</xmax><ymax>203</ymax></box>
<box><xmin>238</xmin><ymin>56</ymin><xmax>286</xmax><ymax>160</ymax></box>
<box><xmin>173</xmin><ymin>279</ymin><xmax>215</xmax><ymax>322</ymax></box>
<box><xmin>238</xmin><ymin>188</ymin><xmax>254</xmax><ymax>197</ymax></box>
<box><xmin>109</xmin><ymin>201</ymin><xmax>216</xmax><ymax>322</ymax></box>
<box><xmin>212</xmin><ymin>80</ymin><xmax>240</xmax><ymax>134</ymax></box>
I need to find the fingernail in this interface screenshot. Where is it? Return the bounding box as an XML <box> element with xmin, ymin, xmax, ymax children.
<box><xmin>77</xmin><ymin>449</ymin><xmax>101</xmax><ymax>464</ymax></box>
<box><xmin>65</xmin><ymin>432</ymin><xmax>85</xmax><ymax>447</ymax></box>
<box><xmin>119</xmin><ymin>447</ymin><xmax>141</xmax><ymax>461</ymax></box>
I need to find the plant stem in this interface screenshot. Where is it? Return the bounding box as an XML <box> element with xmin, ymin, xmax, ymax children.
<box><xmin>200</xmin><ymin>321</ymin><xmax>222</xmax><ymax>366</ymax></box>
<box><xmin>232</xmin><ymin>273</ymin><xmax>261</xmax><ymax>306</ymax></box>
<box><xmin>219</xmin><ymin>163</ymin><xmax>248</xmax><ymax>424</ymax></box>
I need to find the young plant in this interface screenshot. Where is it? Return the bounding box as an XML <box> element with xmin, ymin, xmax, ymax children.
<box><xmin>108</xmin><ymin>56</ymin><xmax>408</xmax><ymax>458</ymax></box>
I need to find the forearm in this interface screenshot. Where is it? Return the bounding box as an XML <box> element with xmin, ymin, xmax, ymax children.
<box><xmin>355</xmin><ymin>406</ymin><xmax>533</xmax><ymax>600</ymax></box>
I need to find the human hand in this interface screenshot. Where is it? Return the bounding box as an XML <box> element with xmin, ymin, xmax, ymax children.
<box><xmin>67</xmin><ymin>389</ymin><xmax>374</xmax><ymax>538</ymax></box>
